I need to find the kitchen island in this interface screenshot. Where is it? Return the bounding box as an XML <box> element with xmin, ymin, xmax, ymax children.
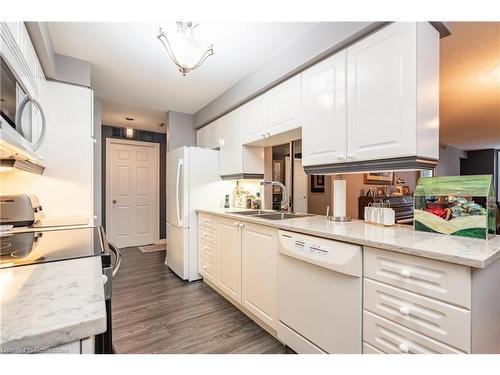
<box><xmin>0</xmin><ymin>256</ymin><xmax>106</xmax><ymax>354</ymax></box>
<box><xmin>196</xmin><ymin>208</ymin><xmax>500</xmax><ymax>354</ymax></box>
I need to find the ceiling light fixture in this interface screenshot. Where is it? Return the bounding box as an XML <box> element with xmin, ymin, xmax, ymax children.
<box><xmin>157</xmin><ymin>21</ymin><xmax>214</xmax><ymax>76</ymax></box>
<box><xmin>125</xmin><ymin>117</ymin><xmax>134</xmax><ymax>139</ymax></box>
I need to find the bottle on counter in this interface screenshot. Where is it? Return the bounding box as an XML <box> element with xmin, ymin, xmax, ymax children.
<box><xmin>224</xmin><ymin>194</ymin><xmax>230</xmax><ymax>209</ymax></box>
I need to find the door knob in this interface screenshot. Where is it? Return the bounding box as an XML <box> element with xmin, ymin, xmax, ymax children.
<box><xmin>112</xmin><ymin>199</ymin><xmax>117</xmax><ymax>204</ymax></box>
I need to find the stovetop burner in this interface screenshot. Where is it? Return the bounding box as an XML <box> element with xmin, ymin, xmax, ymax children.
<box><xmin>0</xmin><ymin>227</ymin><xmax>106</xmax><ymax>269</ymax></box>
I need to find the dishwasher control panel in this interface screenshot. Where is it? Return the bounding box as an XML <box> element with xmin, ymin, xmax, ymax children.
<box><xmin>293</xmin><ymin>239</ymin><xmax>328</xmax><ymax>256</ymax></box>
<box><xmin>278</xmin><ymin>230</ymin><xmax>362</xmax><ymax>277</ymax></box>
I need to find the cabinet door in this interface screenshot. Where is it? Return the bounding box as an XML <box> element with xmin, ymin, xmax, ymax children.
<box><xmin>196</xmin><ymin>127</ymin><xmax>206</xmax><ymax>148</ymax></box>
<box><xmin>216</xmin><ymin>217</ymin><xmax>242</xmax><ymax>303</ymax></box>
<box><xmin>205</xmin><ymin>120</ymin><xmax>221</xmax><ymax>149</ymax></box>
<box><xmin>241</xmin><ymin>95</ymin><xmax>268</xmax><ymax>144</ymax></box>
<box><xmin>219</xmin><ymin>110</ymin><xmax>243</xmax><ymax>175</ymax></box>
<box><xmin>347</xmin><ymin>22</ymin><xmax>416</xmax><ymax>161</ymax></box>
<box><xmin>267</xmin><ymin>74</ymin><xmax>301</xmax><ymax>136</ymax></box>
<box><xmin>241</xmin><ymin>223</ymin><xmax>278</xmax><ymax>328</ymax></box>
<box><xmin>302</xmin><ymin>51</ymin><xmax>347</xmax><ymax>166</ymax></box>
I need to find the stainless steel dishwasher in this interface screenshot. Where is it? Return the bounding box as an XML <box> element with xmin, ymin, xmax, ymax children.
<box><xmin>277</xmin><ymin>230</ymin><xmax>362</xmax><ymax>354</ymax></box>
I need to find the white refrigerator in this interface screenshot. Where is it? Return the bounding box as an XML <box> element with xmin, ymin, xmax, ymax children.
<box><xmin>166</xmin><ymin>146</ymin><xmax>221</xmax><ymax>281</ymax></box>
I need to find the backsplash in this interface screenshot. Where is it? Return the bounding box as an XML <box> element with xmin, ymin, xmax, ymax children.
<box><xmin>219</xmin><ymin>180</ymin><xmax>263</xmax><ymax>209</ymax></box>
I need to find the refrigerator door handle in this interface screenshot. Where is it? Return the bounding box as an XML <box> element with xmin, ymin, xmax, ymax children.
<box><xmin>176</xmin><ymin>158</ymin><xmax>184</xmax><ymax>227</ymax></box>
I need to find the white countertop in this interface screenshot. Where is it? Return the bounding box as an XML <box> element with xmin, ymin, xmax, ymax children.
<box><xmin>0</xmin><ymin>256</ymin><xmax>106</xmax><ymax>353</ymax></box>
<box><xmin>196</xmin><ymin>208</ymin><xmax>500</xmax><ymax>268</ymax></box>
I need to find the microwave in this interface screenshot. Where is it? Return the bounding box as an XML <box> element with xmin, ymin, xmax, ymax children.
<box><xmin>0</xmin><ymin>57</ymin><xmax>46</xmax><ymax>154</ymax></box>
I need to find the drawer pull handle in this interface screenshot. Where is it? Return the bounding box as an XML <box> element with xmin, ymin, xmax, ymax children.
<box><xmin>399</xmin><ymin>306</ymin><xmax>411</xmax><ymax>316</ymax></box>
<box><xmin>400</xmin><ymin>269</ymin><xmax>411</xmax><ymax>278</ymax></box>
<box><xmin>202</xmin><ymin>265</ymin><xmax>208</xmax><ymax>270</ymax></box>
<box><xmin>398</xmin><ymin>343</ymin><xmax>410</xmax><ymax>353</ymax></box>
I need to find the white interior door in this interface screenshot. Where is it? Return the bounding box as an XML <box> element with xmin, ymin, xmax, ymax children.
<box><xmin>107</xmin><ymin>139</ymin><xmax>159</xmax><ymax>248</ymax></box>
<box><xmin>293</xmin><ymin>159</ymin><xmax>308</xmax><ymax>213</ymax></box>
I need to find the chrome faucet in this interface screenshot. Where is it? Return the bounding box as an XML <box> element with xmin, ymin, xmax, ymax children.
<box><xmin>260</xmin><ymin>181</ymin><xmax>289</xmax><ymax>212</ymax></box>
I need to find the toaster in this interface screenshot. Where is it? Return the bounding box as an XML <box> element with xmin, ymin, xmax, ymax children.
<box><xmin>0</xmin><ymin>194</ymin><xmax>43</xmax><ymax>227</ymax></box>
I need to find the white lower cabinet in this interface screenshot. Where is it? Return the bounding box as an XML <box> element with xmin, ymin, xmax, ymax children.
<box><xmin>198</xmin><ymin>214</ymin><xmax>278</xmax><ymax>332</ymax></box>
<box><xmin>363</xmin><ymin>311</ymin><xmax>463</xmax><ymax>354</ymax></box>
<box><xmin>363</xmin><ymin>246</ymin><xmax>500</xmax><ymax>354</ymax></box>
<box><xmin>216</xmin><ymin>217</ymin><xmax>242</xmax><ymax>304</ymax></box>
<box><xmin>197</xmin><ymin>214</ymin><xmax>500</xmax><ymax>353</ymax></box>
<box><xmin>241</xmin><ymin>223</ymin><xmax>278</xmax><ymax>329</ymax></box>
<box><xmin>364</xmin><ymin>278</ymin><xmax>471</xmax><ymax>352</ymax></box>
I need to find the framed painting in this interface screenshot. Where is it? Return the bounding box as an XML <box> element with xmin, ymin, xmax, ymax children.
<box><xmin>310</xmin><ymin>175</ymin><xmax>325</xmax><ymax>193</ymax></box>
<box><xmin>364</xmin><ymin>172</ymin><xmax>394</xmax><ymax>185</ymax></box>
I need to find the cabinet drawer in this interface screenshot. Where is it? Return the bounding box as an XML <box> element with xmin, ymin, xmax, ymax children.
<box><xmin>363</xmin><ymin>310</ymin><xmax>464</xmax><ymax>354</ymax></box>
<box><xmin>198</xmin><ymin>214</ymin><xmax>216</xmax><ymax>229</ymax></box>
<box><xmin>364</xmin><ymin>279</ymin><xmax>470</xmax><ymax>352</ymax></box>
<box><xmin>199</xmin><ymin>253</ymin><xmax>215</xmax><ymax>283</ymax></box>
<box><xmin>199</xmin><ymin>240</ymin><xmax>216</xmax><ymax>259</ymax></box>
<box><xmin>363</xmin><ymin>342</ymin><xmax>384</xmax><ymax>354</ymax></box>
<box><xmin>364</xmin><ymin>247</ymin><xmax>471</xmax><ymax>308</ymax></box>
<box><xmin>198</xmin><ymin>226</ymin><xmax>216</xmax><ymax>244</ymax></box>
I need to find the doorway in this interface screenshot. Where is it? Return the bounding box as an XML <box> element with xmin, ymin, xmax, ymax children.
<box><xmin>106</xmin><ymin>138</ymin><xmax>160</xmax><ymax>248</ymax></box>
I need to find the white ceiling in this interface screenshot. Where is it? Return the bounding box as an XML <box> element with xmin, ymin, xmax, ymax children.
<box><xmin>47</xmin><ymin>22</ymin><xmax>314</xmax><ymax>131</ymax></box>
<box><xmin>439</xmin><ymin>22</ymin><xmax>500</xmax><ymax>150</ymax></box>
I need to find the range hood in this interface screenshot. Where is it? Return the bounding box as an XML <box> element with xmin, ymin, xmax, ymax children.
<box><xmin>303</xmin><ymin>156</ymin><xmax>437</xmax><ymax>175</ymax></box>
<box><xmin>220</xmin><ymin>173</ymin><xmax>264</xmax><ymax>180</ymax></box>
<box><xmin>0</xmin><ymin>133</ymin><xmax>45</xmax><ymax>175</ymax></box>
<box><xmin>0</xmin><ymin>159</ymin><xmax>45</xmax><ymax>174</ymax></box>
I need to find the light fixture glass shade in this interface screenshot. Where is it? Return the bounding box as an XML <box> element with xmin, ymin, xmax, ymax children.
<box><xmin>125</xmin><ymin>128</ymin><xmax>134</xmax><ymax>138</ymax></box>
<box><xmin>158</xmin><ymin>22</ymin><xmax>214</xmax><ymax>76</ymax></box>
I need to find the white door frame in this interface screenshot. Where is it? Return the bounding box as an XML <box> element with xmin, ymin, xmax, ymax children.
<box><xmin>105</xmin><ymin>138</ymin><xmax>160</xmax><ymax>246</ymax></box>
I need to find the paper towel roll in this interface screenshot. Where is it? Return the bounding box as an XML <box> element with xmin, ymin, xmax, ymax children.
<box><xmin>333</xmin><ymin>179</ymin><xmax>346</xmax><ymax>217</ymax></box>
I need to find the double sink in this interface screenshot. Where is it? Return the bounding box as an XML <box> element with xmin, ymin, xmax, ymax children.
<box><xmin>230</xmin><ymin>210</ymin><xmax>310</xmax><ymax>220</ymax></box>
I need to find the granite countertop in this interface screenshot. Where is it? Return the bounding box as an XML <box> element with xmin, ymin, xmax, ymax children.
<box><xmin>196</xmin><ymin>208</ymin><xmax>500</xmax><ymax>268</ymax></box>
<box><xmin>0</xmin><ymin>256</ymin><xmax>106</xmax><ymax>353</ymax></box>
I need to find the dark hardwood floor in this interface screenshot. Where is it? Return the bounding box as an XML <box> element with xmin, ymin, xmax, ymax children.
<box><xmin>112</xmin><ymin>247</ymin><xmax>290</xmax><ymax>354</ymax></box>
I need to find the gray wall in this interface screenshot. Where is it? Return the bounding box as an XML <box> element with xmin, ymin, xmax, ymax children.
<box><xmin>435</xmin><ymin>144</ymin><xmax>467</xmax><ymax>176</ymax></box>
<box><xmin>25</xmin><ymin>22</ymin><xmax>91</xmax><ymax>87</ymax></box>
<box><xmin>54</xmin><ymin>54</ymin><xmax>91</xmax><ymax>87</ymax></box>
<box><xmin>93</xmin><ymin>96</ymin><xmax>102</xmax><ymax>226</ymax></box>
<box><xmin>167</xmin><ymin>111</ymin><xmax>196</xmax><ymax>151</ymax></box>
<box><xmin>193</xmin><ymin>22</ymin><xmax>388</xmax><ymax>128</ymax></box>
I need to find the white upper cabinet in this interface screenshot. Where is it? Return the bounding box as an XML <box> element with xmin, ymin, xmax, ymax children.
<box><xmin>219</xmin><ymin>108</ymin><xmax>264</xmax><ymax>177</ymax></box>
<box><xmin>242</xmin><ymin>95</ymin><xmax>268</xmax><ymax>144</ymax></box>
<box><xmin>301</xmin><ymin>22</ymin><xmax>439</xmax><ymax>170</ymax></box>
<box><xmin>219</xmin><ymin>110</ymin><xmax>243</xmax><ymax>175</ymax></box>
<box><xmin>347</xmin><ymin>22</ymin><xmax>416</xmax><ymax>161</ymax></box>
<box><xmin>196</xmin><ymin>127</ymin><xmax>206</xmax><ymax>148</ymax></box>
<box><xmin>302</xmin><ymin>51</ymin><xmax>347</xmax><ymax>167</ymax></box>
<box><xmin>346</xmin><ymin>22</ymin><xmax>439</xmax><ymax>163</ymax></box>
<box><xmin>1</xmin><ymin>22</ymin><xmax>44</xmax><ymax>101</ymax></box>
<box><xmin>205</xmin><ymin>119</ymin><xmax>221</xmax><ymax>149</ymax></box>
<box><xmin>242</xmin><ymin>74</ymin><xmax>302</xmax><ymax>146</ymax></box>
<box><xmin>267</xmin><ymin>74</ymin><xmax>301</xmax><ymax>135</ymax></box>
